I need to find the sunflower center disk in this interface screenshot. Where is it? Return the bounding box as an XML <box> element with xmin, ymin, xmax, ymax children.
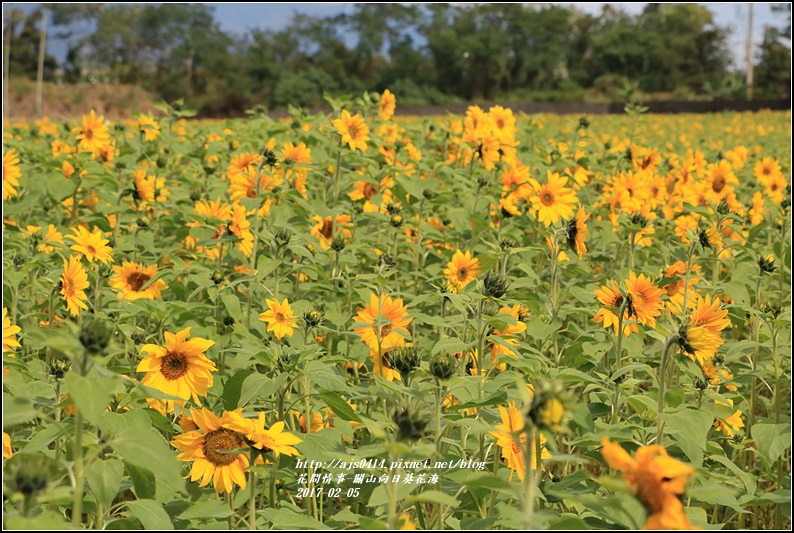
<box><xmin>457</xmin><ymin>268</ymin><xmax>468</xmax><ymax>282</ymax></box>
<box><xmin>203</xmin><ymin>428</ymin><xmax>244</xmax><ymax>466</ymax></box>
<box><xmin>712</xmin><ymin>176</ymin><xmax>726</xmax><ymax>192</ymax></box>
<box><xmin>276</xmin><ymin>312</ymin><xmax>285</xmax><ymax>322</ymax></box>
<box><xmin>541</xmin><ymin>192</ymin><xmax>555</xmax><ymax>206</ymax></box>
<box><xmin>160</xmin><ymin>352</ymin><xmax>188</xmax><ymax>380</ymax></box>
<box><xmin>87</xmin><ymin>245</ymin><xmax>97</xmax><ymax>254</ymax></box>
<box><xmin>128</xmin><ymin>272</ymin><xmax>151</xmax><ymax>291</ymax></box>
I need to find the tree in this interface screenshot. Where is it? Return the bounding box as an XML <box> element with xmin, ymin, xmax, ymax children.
<box><xmin>754</xmin><ymin>27</ymin><xmax>791</xmax><ymax>99</ymax></box>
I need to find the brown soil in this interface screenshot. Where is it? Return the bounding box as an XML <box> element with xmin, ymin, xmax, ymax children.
<box><xmin>4</xmin><ymin>78</ymin><xmax>160</xmax><ymax>120</ymax></box>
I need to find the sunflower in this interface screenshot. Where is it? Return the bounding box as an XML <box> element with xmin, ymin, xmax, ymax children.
<box><xmin>488</xmin><ymin>105</ymin><xmax>517</xmax><ymax>143</ymax></box>
<box><xmin>678</xmin><ymin>295</ymin><xmax>730</xmax><ymax>365</ymax></box>
<box><xmin>137</xmin><ymin>327</ymin><xmax>217</xmax><ymax>412</ymax></box>
<box><xmin>310</xmin><ymin>214</ymin><xmax>353</xmax><ymax>250</ymax></box>
<box><xmin>225</xmin><ymin>411</ymin><xmax>302</xmax><ymax>457</ymax></box>
<box><xmin>713</xmin><ymin>399</ymin><xmax>744</xmax><ymax>438</ymax></box>
<box><xmin>36</xmin><ymin>224</ymin><xmax>64</xmax><ymax>255</ymax></box>
<box><xmin>488</xmin><ymin>304</ymin><xmax>527</xmax><ymax>370</ymax></box>
<box><xmin>662</xmin><ymin>261</ymin><xmax>701</xmax><ymax>314</ymax></box>
<box><xmin>600</xmin><ymin>438</ymin><xmax>698</xmax><ymax>530</ymax></box>
<box><xmin>75</xmin><ymin>110</ymin><xmax>111</xmax><ymax>157</ymax></box>
<box><xmin>61</xmin><ymin>255</ymin><xmax>90</xmax><ymax>316</ymax></box>
<box><xmin>67</xmin><ymin>226</ymin><xmax>113</xmax><ymax>264</ymax></box>
<box><xmin>488</xmin><ymin>402</ymin><xmax>550</xmax><ymax>481</ymax></box>
<box><xmin>3</xmin><ymin>308</ymin><xmax>21</xmax><ymax>353</ymax></box>
<box><xmin>3</xmin><ymin>432</ymin><xmax>11</xmax><ymax>459</ymax></box>
<box><xmin>259</xmin><ymin>298</ymin><xmax>297</xmax><ymax>340</ymax></box>
<box><xmin>592</xmin><ymin>280</ymin><xmax>638</xmax><ymax>337</ymax></box>
<box><xmin>624</xmin><ymin>271</ymin><xmax>664</xmax><ymax>328</ymax></box>
<box><xmin>354</xmin><ymin>293</ymin><xmax>412</xmax><ymax>352</ymax></box>
<box><xmin>443</xmin><ymin>250</ymin><xmax>482</xmax><ymax>291</ymax></box>
<box><xmin>565</xmin><ymin>206</ymin><xmax>589</xmax><ymax>259</ymax></box>
<box><xmin>228</xmin><ymin>204</ymin><xmax>254</xmax><ymax>258</ymax></box>
<box><xmin>3</xmin><ymin>148</ymin><xmax>21</xmax><ymax>200</ymax></box>
<box><xmin>137</xmin><ymin>114</ymin><xmax>161</xmax><ymax>142</ymax></box>
<box><xmin>753</xmin><ymin>157</ymin><xmax>782</xmax><ymax>183</ymax></box>
<box><xmin>763</xmin><ymin>172</ymin><xmax>787</xmax><ymax>205</ymax></box>
<box><xmin>110</xmin><ymin>261</ymin><xmax>168</xmax><ymax>300</ymax></box>
<box><xmin>370</xmin><ymin>346</ymin><xmax>402</xmax><ymax>381</ymax></box>
<box><xmin>378</xmin><ymin>89</ymin><xmax>397</xmax><ymax>121</ymax></box>
<box><xmin>332</xmin><ymin>110</ymin><xmax>370</xmax><ymax>152</ymax></box>
<box><xmin>529</xmin><ymin>171</ymin><xmax>578</xmax><ymax>227</ymax></box>
<box><xmin>170</xmin><ymin>407</ymin><xmax>249</xmax><ymax>494</ymax></box>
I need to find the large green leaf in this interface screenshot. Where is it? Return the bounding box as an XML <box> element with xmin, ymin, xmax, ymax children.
<box><xmin>87</xmin><ymin>458</ymin><xmax>124</xmax><ymax>509</ymax></box>
<box><xmin>126</xmin><ymin>499</ymin><xmax>175</xmax><ymax>530</ymax></box>
<box><xmin>63</xmin><ymin>374</ymin><xmax>118</xmax><ymax>425</ymax></box>
<box><xmin>752</xmin><ymin>423</ymin><xmax>791</xmax><ymax>468</ymax></box>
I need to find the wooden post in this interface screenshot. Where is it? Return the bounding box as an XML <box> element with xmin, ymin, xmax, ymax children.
<box><xmin>36</xmin><ymin>9</ymin><xmax>47</xmax><ymax>117</ymax></box>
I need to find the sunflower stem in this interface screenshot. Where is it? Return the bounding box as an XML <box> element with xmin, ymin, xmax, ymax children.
<box><xmin>72</xmin><ymin>408</ymin><xmax>85</xmax><ymax>529</ymax></box>
<box><xmin>524</xmin><ymin>425</ymin><xmax>536</xmax><ymax>525</ymax></box>
<box><xmin>248</xmin><ymin>450</ymin><xmax>257</xmax><ymax>530</ymax></box>
<box><xmin>656</xmin><ymin>335</ymin><xmax>676</xmax><ymax>445</ymax></box>
<box><xmin>332</xmin><ymin>149</ymin><xmax>342</xmax><ymax>208</ymax></box>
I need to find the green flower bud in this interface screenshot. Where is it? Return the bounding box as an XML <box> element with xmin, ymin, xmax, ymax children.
<box><xmin>392</xmin><ymin>404</ymin><xmax>429</xmax><ymax>442</ymax></box>
<box><xmin>429</xmin><ymin>352</ymin><xmax>457</xmax><ymax>380</ymax></box>
<box><xmin>79</xmin><ymin>317</ymin><xmax>113</xmax><ymax>354</ymax></box>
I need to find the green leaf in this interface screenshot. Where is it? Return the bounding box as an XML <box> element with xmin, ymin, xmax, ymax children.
<box><xmin>549</xmin><ymin>515</ymin><xmax>590</xmax><ymax>530</ymax></box>
<box><xmin>113</xmin><ymin>427</ymin><xmax>184</xmax><ymax>492</ymax></box>
<box><xmin>259</xmin><ymin>508</ymin><xmax>326</xmax><ymax>530</ymax></box>
<box><xmin>431</xmin><ymin>337</ymin><xmax>471</xmax><ymax>356</ymax></box>
<box><xmin>303</xmin><ymin>360</ymin><xmax>349</xmax><ymax>392</ymax></box>
<box><xmin>3</xmin><ymin>395</ymin><xmax>39</xmax><ymax>428</ymax></box>
<box><xmin>688</xmin><ymin>483</ymin><xmax>742</xmax><ymax>512</ymax></box>
<box><xmin>708</xmin><ymin>454</ymin><xmax>756</xmax><ymax>496</ymax></box>
<box><xmin>222</xmin><ymin>370</ymin><xmax>252</xmax><ymax>410</ymax></box>
<box><xmin>752</xmin><ymin>423</ymin><xmax>791</xmax><ymax>468</ymax></box>
<box><xmin>125</xmin><ymin>461</ymin><xmax>156</xmax><ymax>500</ymax></box>
<box><xmin>127</xmin><ymin>499</ymin><xmax>175</xmax><ymax>530</ymax></box>
<box><xmin>87</xmin><ymin>458</ymin><xmax>124</xmax><ymax>509</ymax></box>
<box><xmin>105</xmin><ymin>518</ymin><xmax>142</xmax><ymax>530</ymax></box>
<box><xmin>239</xmin><ymin>373</ymin><xmax>288</xmax><ymax>407</ymax></box>
<box><xmin>178</xmin><ymin>499</ymin><xmax>233</xmax><ymax>520</ymax></box>
<box><xmin>661</xmin><ymin>408</ymin><xmax>712</xmax><ymax>467</ymax></box>
<box><xmin>63</xmin><ymin>374</ymin><xmax>117</xmax><ymax>425</ymax></box>
<box><xmin>4</xmin><ymin>511</ymin><xmax>71</xmax><ymax>529</ymax></box>
<box><xmin>221</xmin><ymin>294</ymin><xmax>242</xmax><ymax>322</ymax></box>
<box><xmin>22</xmin><ymin>424</ymin><xmax>66</xmax><ymax>453</ymax></box>
<box><xmin>318</xmin><ymin>391</ymin><xmax>361</xmax><ymax>422</ymax></box>
<box><xmin>407</xmin><ymin>490</ymin><xmax>459</xmax><ymax>508</ymax></box>
<box><xmin>295</xmin><ymin>430</ymin><xmax>346</xmax><ymax>464</ymax></box>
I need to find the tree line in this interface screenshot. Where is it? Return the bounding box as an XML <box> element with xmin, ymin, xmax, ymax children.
<box><xmin>3</xmin><ymin>3</ymin><xmax>791</xmax><ymax>116</ymax></box>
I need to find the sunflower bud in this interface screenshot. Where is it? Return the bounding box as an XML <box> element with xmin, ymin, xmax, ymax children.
<box><xmin>79</xmin><ymin>317</ymin><xmax>113</xmax><ymax>354</ymax></box>
<box><xmin>762</xmin><ymin>302</ymin><xmax>781</xmax><ymax>318</ymax></box>
<box><xmin>625</xmin><ymin>147</ymin><xmax>633</xmax><ymax>162</ymax></box>
<box><xmin>303</xmin><ymin>308</ymin><xmax>324</xmax><ymax>328</ymax></box>
<box><xmin>223</xmin><ymin>315</ymin><xmax>236</xmax><ymax>327</ymax></box>
<box><xmin>526</xmin><ymin>381</ymin><xmax>573</xmax><ymax>434</ymax></box>
<box><xmin>274</xmin><ymin>230</ymin><xmax>292</xmax><ymax>248</ymax></box>
<box><xmin>429</xmin><ymin>352</ymin><xmax>457</xmax><ymax>380</ymax></box>
<box><xmin>290</xmin><ymin>119</ymin><xmax>301</xmax><ymax>130</ymax></box>
<box><xmin>716</xmin><ymin>198</ymin><xmax>730</xmax><ymax>215</ymax></box>
<box><xmin>114</xmin><ymin>123</ymin><xmax>125</xmax><ymax>132</ymax></box>
<box><xmin>189</xmin><ymin>191</ymin><xmax>202</xmax><ymax>202</ymax></box>
<box><xmin>136</xmin><ymin>216</ymin><xmax>151</xmax><ymax>228</ymax></box>
<box><xmin>483</xmin><ymin>270</ymin><xmax>508</xmax><ymax>299</ymax></box>
<box><xmin>278</xmin><ymin>352</ymin><xmax>292</xmax><ymax>372</ymax></box>
<box><xmin>389</xmin><ymin>214</ymin><xmax>404</xmax><ymax>228</ymax></box>
<box><xmin>393</xmin><ymin>404</ymin><xmax>429</xmax><ymax>442</ymax></box>
<box><xmin>352</xmin><ymin>203</ymin><xmax>364</xmax><ymax>215</ymax></box>
<box><xmin>422</xmin><ymin>189</ymin><xmax>435</xmax><ymax>200</ymax></box>
<box><xmin>98</xmin><ymin>264</ymin><xmax>114</xmax><ymax>279</ymax></box>
<box><xmin>390</xmin><ymin>346</ymin><xmax>421</xmax><ymax>379</ymax></box>
<box><xmin>115</xmin><ymin>161</ymin><xmax>126</xmax><ymax>170</ymax></box>
<box><xmin>378</xmin><ymin>254</ymin><xmax>395</xmax><ymax>271</ymax></box>
<box><xmin>48</xmin><ymin>359</ymin><xmax>71</xmax><ymax>381</ymax></box>
<box><xmin>330</xmin><ymin>233</ymin><xmax>347</xmax><ymax>252</ymax></box>
<box><xmin>130</xmin><ymin>329</ymin><xmax>147</xmax><ymax>344</ymax></box>
<box><xmin>385</xmin><ymin>203</ymin><xmax>402</xmax><ymax>216</ymax></box>
<box><xmin>477</xmin><ymin>176</ymin><xmax>489</xmax><ymax>189</ymax></box>
<box><xmin>156</xmin><ymin>157</ymin><xmax>167</xmax><ymax>169</ymax></box>
<box><xmin>211</xmin><ymin>271</ymin><xmax>224</xmax><ymax>285</ymax></box>
<box><xmin>7</xmin><ymin>454</ymin><xmax>56</xmax><ymax>498</ymax></box>
<box><xmin>758</xmin><ymin>254</ymin><xmax>776</xmax><ymax>275</ymax></box>
<box><xmin>261</xmin><ymin>148</ymin><xmax>278</xmax><ymax>168</ymax></box>
<box><xmin>578</xmin><ymin>117</ymin><xmax>591</xmax><ymax>130</ymax></box>
<box><xmin>694</xmin><ymin>378</ymin><xmax>708</xmax><ymax>390</ymax></box>
<box><xmin>203</xmin><ymin>164</ymin><xmax>217</xmax><ymax>175</ymax></box>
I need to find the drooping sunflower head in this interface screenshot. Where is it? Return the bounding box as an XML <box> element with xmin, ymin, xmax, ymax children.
<box><xmin>624</xmin><ymin>271</ymin><xmax>664</xmax><ymax>328</ymax></box>
<box><xmin>566</xmin><ymin>206</ymin><xmax>590</xmax><ymax>259</ymax></box>
<box><xmin>378</xmin><ymin>89</ymin><xmax>397</xmax><ymax>121</ymax></box>
<box><xmin>3</xmin><ymin>307</ymin><xmax>21</xmax><ymax>354</ymax></box>
<box><xmin>60</xmin><ymin>255</ymin><xmax>90</xmax><ymax>317</ymax></box>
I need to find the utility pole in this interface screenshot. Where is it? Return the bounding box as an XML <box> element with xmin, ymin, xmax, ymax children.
<box><xmin>3</xmin><ymin>10</ymin><xmax>13</xmax><ymax>118</ymax></box>
<box><xmin>36</xmin><ymin>8</ymin><xmax>47</xmax><ymax>117</ymax></box>
<box><xmin>746</xmin><ymin>3</ymin><xmax>754</xmax><ymax>99</ymax></box>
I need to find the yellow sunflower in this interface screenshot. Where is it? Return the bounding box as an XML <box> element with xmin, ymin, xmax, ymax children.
<box><xmin>3</xmin><ymin>432</ymin><xmax>11</xmax><ymax>459</ymax></box>
<box><xmin>259</xmin><ymin>298</ymin><xmax>297</xmax><ymax>340</ymax></box>
<box><xmin>228</xmin><ymin>204</ymin><xmax>254</xmax><ymax>258</ymax></box>
<box><xmin>354</xmin><ymin>293</ymin><xmax>412</xmax><ymax>352</ymax></box>
<box><xmin>137</xmin><ymin>114</ymin><xmax>161</xmax><ymax>142</ymax></box>
<box><xmin>488</xmin><ymin>304</ymin><xmax>526</xmax><ymax>370</ymax></box>
<box><xmin>137</xmin><ymin>327</ymin><xmax>217</xmax><ymax>412</ymax></box>
<box><xmin>225</xmin><ymin>411</ymin><xmax>303</xmax><ymax>457</ymax></box>
<box><xmin>170</xmin><ymin>407</ymin><xmax>249</xmax><ymax>494</ymax></box>
<box><xmin>378</xmin><ymin>89</ymin><xmax>397</xmax><ymax>121</ymax></box>
<box><xmin>624</xmin><ymin>271</ymin><xmax>664</xmax><ymax>329</ymax></box>
<box><xmin>67</xmin><ymin>226</ymin><xmax>113</xmax><ymax>264</ymax></box>
<box><xmin>529</xmin><ymin>171</ymin><xmax>578</xmax><ymax>227</ymax></box>
<box><xmin>565</xmin><ymin>206</ymin><xmax>589</xmax><ymax>259</ymax></box>
<box><xmin>3</xmin><ymin>148</ymin><xmax>21</xmax><ymax>200</ymax></box>
<box><xmin>678</xmin><ymin>295</ymin><xmax>730</xmax><ymax>365</ymax></box>
<box><xmin>75</xmin><ymin>110</ymin><xmax>111</xmax><ymax>157</ymax></box>
<box><xmin>443</xmin><ymin>249</ymin><xmax>482</xmax><ymax>291</ymax></box>
<box><xmin>3</xmin><ymin>308</ymin><xmax>21</xmax><ymax>353</ymax></box>
<box><xmin>489</xmin><ymin>402</ymin><xmax>550</xmax><ymax>481</ymax></box>
<box><xmin>592</xmin><ymin>280</ymin><xmax>638</xmax><ymax>337</ymax></box>
<box><xmin>600</xmin><ymin>438</ymin><xmax>698</xmax><ymax>530</ymax></box>
<box><xmin>61</xmin><ymin>255</ymin><xmax>90</xmax><ymax>316</ymax></box>
<box><xmin>110</xmin><ymin>261</ymin><xmax>167</xmax><ymax>300</ymax></box>
<box><xmin>713</xmin><ymin>399</ymin><xmax>744</xmax><ymax>438</ymax></box>
<box><xmin>310</xmin><ymin>214</ymin><xmax>353</xmax><ymax>250</ymax></box>
<box><xmin>332</xmin><ymin>110</ymin><xmax>370</xmax><ymax>152</ymax></box>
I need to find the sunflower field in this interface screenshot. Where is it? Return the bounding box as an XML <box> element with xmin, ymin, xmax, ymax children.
<box><xmin>2</xmin><ymin>93</ymin><xmax>791</xmax><ymax>530</ymax></box>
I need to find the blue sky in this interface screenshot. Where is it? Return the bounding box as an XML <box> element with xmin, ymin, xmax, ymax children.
<box><xmin>4</xmin><ymin>3</ymin><xmax>788</xmax><ymax>69</ymax></box>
